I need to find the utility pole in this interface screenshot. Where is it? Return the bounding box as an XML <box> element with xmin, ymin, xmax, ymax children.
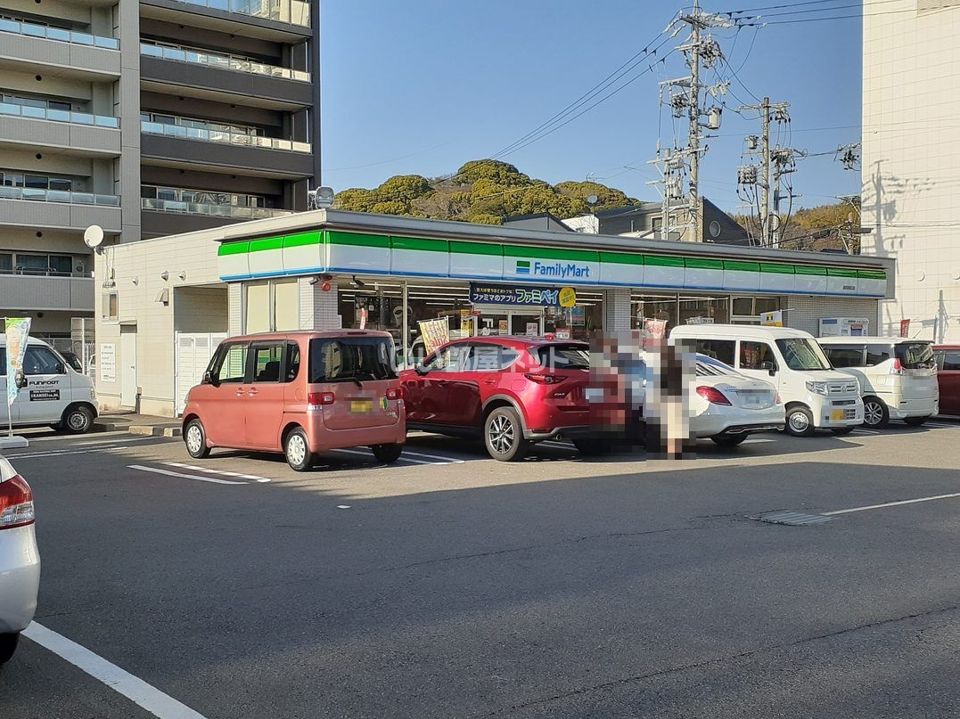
<box><xmin>737</xmin><ymin>98</ymin><xmax>792</xmax><ymax>247</ymax></box>
<box><xmin>759</xmin><ymin>97</ymin><xmax>770</xmax><ymax>246</ymax></box>
<box><xmin>688</xmin><ymin>0</ymin><xmax>702</xmax><ymax>240</ymax></box>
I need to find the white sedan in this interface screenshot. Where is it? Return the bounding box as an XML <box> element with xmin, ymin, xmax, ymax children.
<box><xmin>688</xmin><ymin>354</ymin><xmax>785</xmax><ymax>447</ymax></box>
<box><xmin>0</xmin><ymin>452</ymin><xmax>40</xmax><ymax>664</ymax></box>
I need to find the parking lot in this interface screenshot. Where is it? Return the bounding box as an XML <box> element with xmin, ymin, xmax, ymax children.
<box><xmin>3</xmin><ymin>420</ymin><xmax>960</xmax><ymax>718</ymax></box>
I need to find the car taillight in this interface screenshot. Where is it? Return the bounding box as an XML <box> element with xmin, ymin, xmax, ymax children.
<box><xmin>891</xmin><ymin>358</ymin><xmax>904</xmax><ymax>375</ymax></box>
<box><xmin>386</xmin><ymin>387</ymin><xmax>403</xmax><ymax>400</ymax></box>
<box><xmin>525</xmin><ymin>373</ymin><xmax>565</xmax><ymax>385</ymax></box>
<box><xmin>307</xmin><ymin>391</ymin><xmax>336</xmax><ymax>407</ymax></box>
<box><xmin>0</xmin><ymin>475</ymin><xmax>35</xmax><ymax>530</ymax></box>
<box><xmin>696</xmin><ymin>386</ymin><xmax>732</xmax><ymax>406</ymax></box>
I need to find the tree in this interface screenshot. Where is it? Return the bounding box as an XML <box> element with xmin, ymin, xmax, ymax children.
<box><xmin>333</xmin><ymin>187</ymin><xmax>377</xmax><ymax>213</ymax></box>
<box><xmin>376</xmin><ymin>175</ymin><xmax>432</xmax><ymax>202</ymax></box>
<box><xmin>555</xmin><ymin>181</ymin><xmax>634</xmax><ymax>211</ymax></box>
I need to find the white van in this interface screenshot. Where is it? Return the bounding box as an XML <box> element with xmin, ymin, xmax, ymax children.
<box><xmin>818</xmin><ymin>337</ymin><xmax>938</xmax><ymax>428</ymax></box>
<box><xmin>0</xmin><ymin>336</ymin><xmax>99</xmax><ymax>433</ymax></box>
<box><xmin>670</xmin><ymin>325</ymin><xmax>864</xmax><ymax>436</ymax></box>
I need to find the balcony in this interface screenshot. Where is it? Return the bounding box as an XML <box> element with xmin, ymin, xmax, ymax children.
<box><xmin>0</xmin><ymin>188</ymin><xmax>121</xmax><ymax>232</ymax></box>
<box><xmin>0</xmin><ymin>19</ymin><xmax>120</xmax><ymax>79</ymax></box>
<box><xmin>140</xmin><ymin>0</ymin><xmax>311</xmax><ymax>42</ymax></box>
<box><xmin>166</xmin><ymin>0</ymin><xmax>308</xmax><ymax>27</ymax></box>
<box><xmin>1</xmin><ymin>100</ymin><xmax>119</xmax><ymax>128</ymax></box>
<box><xmin>141</xmin><ymin>197</ymin><xmax>289</xmax><ymax>219</ymax></box>
<box><xmin>139</xmin><ymin>42</ymin><xmax>312</xmax><ymax>108</ymax></box>
<box><xmin>141</xmin><ymin>197</ymin><xmax>292</xmax><ymax>237</ymax></box>
<box><xmin>0</xmin><ymin>108</ymin><xmax>120</xmax><ymax>156</ymax></box>
<box><xmin>0</xmin><ymin>274</ymin><xmax>94</xmax><ymax>312</ymax></box>
<box><xmin>141</xmin><ymin>120</ymin><xmax>308</xmax><ymax>152</ymax></box>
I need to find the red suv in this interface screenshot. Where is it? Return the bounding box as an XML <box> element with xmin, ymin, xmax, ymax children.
<box><xmin>400</xmin><ymin>336</ymin><xmax>603</xmax><ymax>461</ymax></box>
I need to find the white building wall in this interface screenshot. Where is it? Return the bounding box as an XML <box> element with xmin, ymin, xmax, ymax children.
<box><xmin>782</xmin><ymin>297</ymin><xmax>880</xmax><ymax>338</ymax></box>
<box><xmin>861</xmin><ymin>0</ymin><xmax>960</xmax><ymax>341</ymax></box>
<box><xmin>298</xmin><ymin>277</ymin><xmax>341</xmax><ymax>330</ymax></box>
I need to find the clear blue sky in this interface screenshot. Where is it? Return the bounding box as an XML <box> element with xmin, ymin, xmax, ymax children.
<box><xmin>320</xmin><ymin>1</ymin><xmax>862</xmax><ymax>213</ymax></box>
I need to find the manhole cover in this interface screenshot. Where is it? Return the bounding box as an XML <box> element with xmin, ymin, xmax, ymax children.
<box><xmin>749</xmin><ymin>511</ymin><xmax>833</xmax><ymax>526</ymax></box>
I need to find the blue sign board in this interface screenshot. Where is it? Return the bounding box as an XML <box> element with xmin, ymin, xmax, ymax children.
<box><xmin>469</xmin><ymin>283</ymin><xmax>561</xmax><ymax>307</ymax></box>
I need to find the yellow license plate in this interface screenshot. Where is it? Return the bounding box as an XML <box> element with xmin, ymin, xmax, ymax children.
<box><xmin>351</xmin><ymin>400</ymin><xmax>373</xmax><ymax>414</ymax></box>
<box><xmin>830</xmin><ymin>409</ymin><xmax>845</xmax><ymax>421</ymax></box>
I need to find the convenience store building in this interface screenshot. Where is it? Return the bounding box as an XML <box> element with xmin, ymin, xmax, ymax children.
<box><xmin>93</xmin><ymin>209</ymin><xmax>895</xmax><ymax>416</ymax></box>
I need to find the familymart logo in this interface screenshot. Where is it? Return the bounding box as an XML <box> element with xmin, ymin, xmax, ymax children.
<box><xmin>515</xmin><ymin>259</ymin><xmax>591</xmax><ymax>279</ymax></box>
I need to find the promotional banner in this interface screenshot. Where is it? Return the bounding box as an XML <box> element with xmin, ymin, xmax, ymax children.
<box><xmin>5</xmin><ymin>317</ymin><xmax>30</xmax><ymax>407</ymax></box>
<box><xmin>900</xmin><ymin>319</ymin><xmax>911</xmax><ymax>338</ymax></box>
<box><xmin>469</xmin><ymin>283</ymin><xmax>574</xmax><ymax>307</ymax></box>
<box><xmin>418</xmin><ymin>318</ymin><xmax>449</xmax><ymax>355</ymax></box>
<box><xmin>760</xmin><ymin>310</ymin><xmax>784</xmax><ymax>327</ymax></box>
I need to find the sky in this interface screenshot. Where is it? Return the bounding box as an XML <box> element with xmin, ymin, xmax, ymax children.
<box><xmin>319</xmin><ymin>0</ymin><xmax>863</xmax><ymax>214</ymax></box>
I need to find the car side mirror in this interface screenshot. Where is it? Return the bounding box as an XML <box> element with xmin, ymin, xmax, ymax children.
<box><xmin>759</xmin><ymin>360</ymin><xmax>777</xmax><ymax>376</ymax></box>
<box><xmin>415</xmin><ymin>364</ymin><xmax>429</xmax><ymax>376</ymax></box>
<box><xmin>203</xmin><ymin>370</ymin><xmax>219</xmax><ymax>387</ymax></box>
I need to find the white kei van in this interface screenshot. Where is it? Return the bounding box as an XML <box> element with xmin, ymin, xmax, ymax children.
<box><xmin>0</xmin><ymin>336</ymin><xmax>99</xmax><ymax>433</ymax></box>
<box><xmin>670</xmin><ymin>325</ymin><xmax>864</xmax><ymax>436</ymax></box>
<box><xmin>818</xmin><ymin>337</ymin><xmax>938</xmax><ymax>428</ymax></box>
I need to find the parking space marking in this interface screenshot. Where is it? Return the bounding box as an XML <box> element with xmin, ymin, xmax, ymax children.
<box><xmin>23</xmin><ymin>622</ymin><xmax>208</xmax><ymax>719</ymax></box>
<box><xmin>6</xmin><ymin>445</ymin><xmax>135</xmax><ymax>460</ymax></box>
<box><xmin>162</xmin><ymin>462</ymin><xmax>272</xmax><ymax>482</ymax></box>
<box><xmin>76</xmin><ymin>437</ymin><xmax>160</xmax><ymax>447</ymax></box>
<box><xmin>330</xmin><ymin>448</ymin><xmax>459</xmax><ymax>466</ymax></box>
<box><xmin>398</xmin><ymin>449</ymin><xmax>466</xmax><ymax>463</ymax></box>
<box><xmin>128</xmin><ymin>465</ymin><xmax>247</xmax><ymax>485</ymax></box>
<box><xmin>26</xmin><ymin>431</ymin><xmax>131</xmax><ymax>443</ymax></box>
<box><xmin>823</xmin><ymin>491</ymin><xmax>960</xmax><ymax>516</ymax></box>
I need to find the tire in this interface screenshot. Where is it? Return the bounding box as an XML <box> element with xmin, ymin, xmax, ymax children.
<box><xmin>905</xmin><ymin>416</ymin><xmax>929</xmax><ymax>427</ymax></box>
<box><xmin>284</xmin><ymin>427</ymin><xmax>314</xmax><ymax>472</ymax></box>
<box><xmin>862</xmin><ymin>397</ymin><xmax>890</xmax><ymax>428</ymax></box>
<box><xmin>711</xmin><ymin>434</ymin><xmax>748</xmax><ymax>448</ymax></box>
<box><xmin>572</xmin><ymin>438</ymin><xmax>608</xmax><ymax>457</ymax></box>
<box><xmin>62</xmin><ymin>404</ymin><xmax>94</xmax><ymax>435</ymax></box>
<box><xmin>371</xmin><ymin>443</ymin><xmax>403</xmax><ymax>464</ymax></box>
<box><xmin>484</xmin><ymin>407</ymin><xmax>529</xmax><ymax>462</ymax></box>
<box><xmin>831</xmin><ymin>427</ymin><xmax>855</xmax><ymax>436</ymax></box>
<box><xmin>184</xmin><ymin>419</ymin><xmax>210</xmax><ymax>459</ymax></box>
<box><xmin>784</xmin><ymin>405</ymin><xmax>816</xmax><ymax>437</ymax></box>
<box><xmin>0</xmin><ymin>633</ymin><xmax>19</xmax><ymax>664</ymax></box>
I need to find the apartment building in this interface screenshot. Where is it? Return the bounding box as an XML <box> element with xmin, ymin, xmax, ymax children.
<box><xmin>861</xmin><ymin>0</ymin><xmax>960</xmax><ymax>341</ymax></box>
<box><xmin>0</xmin><ymin>0</ymin><xmax>320</xmax><ymax>346</ymax></box>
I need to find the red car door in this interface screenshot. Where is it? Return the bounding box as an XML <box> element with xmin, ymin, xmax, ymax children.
<box><xmin>936</xmin><ymin>347</ymin><xmax>960</xmax><ymax>415</ymax></box>
<box><xmin>401</xmin><ymin>343</ymin><xmax>469</xmax><ymax>425</ymax></box>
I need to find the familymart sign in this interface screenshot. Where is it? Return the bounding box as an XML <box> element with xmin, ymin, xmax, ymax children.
<box><xmin>218</xmin><ymin>229</ymin><xmax>888</xmax><ymax>298</ymax></box>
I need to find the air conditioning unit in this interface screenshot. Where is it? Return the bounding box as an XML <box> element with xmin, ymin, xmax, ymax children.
<box><xmin>75</xmin><ymin>262</ymin><xmax>85</xmax><ymax>274</ymax></box>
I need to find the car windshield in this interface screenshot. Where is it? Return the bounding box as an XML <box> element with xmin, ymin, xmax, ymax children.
<box><xmin>309</xmin><ymin>337</ymin><xmax>396</xmax><ymax>383</ymax></box>
<box><xmin>895</xmin><ymin>342</ymin><xmax>936</xmax><ymax>369</ymax></box>
<box><xmin>534</xmin><ymin>343</ymin><xmax>590</xmax><ymax>370</ymax></box>
<box><xmin>776</xmin><ymin>338</ymin><xmax>832</xmax><ymax>371</ymax></box>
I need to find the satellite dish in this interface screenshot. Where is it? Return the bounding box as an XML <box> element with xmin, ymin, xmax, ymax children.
<box><xmin>83</xmin><ymin>225</ymin><xmax>104</xmax><ymax>249</ymax></box>
<box><xmin>586</xmin><ymin>194</ymin><xmax>599</xmax><ymax>205</ymax></box>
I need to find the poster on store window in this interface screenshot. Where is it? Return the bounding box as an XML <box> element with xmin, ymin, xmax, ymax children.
<box><xmin>358</xmin><ymin>306</ymin><xmax>368</xmax><ymax>330</ymax></box>
<box><xmin>525</xmin><ymin>322</ymin><xmax>539</xmax><ymax>337</ymax></box>
<box><xmin>418</xmin><ymin>318</ymin><xmax>449</xmax><ymax>355</ymax></box>
<box><xmin>5</xmin><ymin>317</ymin><xmax>30</xmax><ymax>408</ymax></box>
<box><xmin>900</xmin><ymin>319</ymin><xmax>910</xmax><ymax>338</ymax></box>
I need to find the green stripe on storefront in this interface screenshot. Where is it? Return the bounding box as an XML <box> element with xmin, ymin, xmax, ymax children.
<box><xmin>327</xmin><ymin>230</ymin><xmax>391</xmax><ymax>248</ymax></box>
<box><xmin>857</xmin><ymin>269</ymin><xmax>886</xmax><ymax>279</ymax></box>
<box><xmin>248</xmin><ymin>236</ymin><xmax>283</xmax><ymax>253</ymax></box>
<box><xmin>759</xmin><ymin>263</ymin><xmax>794</xmax><ymax>275</ymax></box>
<box><xmin>827</xmin><ymin>268</ymin><xmax>859</xmax><ymax>278</ymax></box>
<box><xmin>599</xmin><ymin>251</ymin><xmax>643</xmax><ymax>266</ymax></box>
<box><xmin>391</xmin><ymin>236</ymin><xmax>447</xmax><ymax>252</ymax></box>
<box><xmin>449</xmin><ymin>240</ymin><xmax>502</xmax><ymax>256</ymax></box>
<box><xmin>795</xmin><ymin>265</ymin><xmax>827</xmax><ymax>276</ymax></box>
<box><xmin>218</xmin><ymin>241</ymin><xmax>249</xmax><ymax>256</ymax></box>
<box><xmin>644</xmin><ymin>255</ymin><xmax>685</xmax><ymax>268</ymax></box>
<box><xmin>724</xmin><ymin>260</ymin><xmax>760</xmax><ymax>273</ymax></box>
<box><xmin>502</xmin><ymin>244</ymin><xmax>598</xmax><ymax>262</ymax></box>
<box><xmin>686</xmin><ymin>258</ymin><xmax>723</xmax><ymax>270</ymax></box>
<box><xmin>283</xmin><ymin>231</ymin><xmax>321</xmax><ymax>248</ymax></box>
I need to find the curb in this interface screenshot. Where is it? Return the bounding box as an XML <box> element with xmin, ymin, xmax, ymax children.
<box><xmin>128</xmin><ymin>425</ymin><xmax>182</xmax><ymax>438</ymax></box>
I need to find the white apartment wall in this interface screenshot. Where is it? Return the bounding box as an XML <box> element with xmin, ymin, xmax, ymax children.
<box><xmin>861</xmin><ymin>0</ymin><xmax>960</xmax><ymax>341</ymax></box>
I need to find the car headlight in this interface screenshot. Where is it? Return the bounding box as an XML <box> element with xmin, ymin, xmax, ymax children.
<box><xmin>806</xmin><ymin>381</ymin><xmax>829</xmax><ymax>396</ymax></box>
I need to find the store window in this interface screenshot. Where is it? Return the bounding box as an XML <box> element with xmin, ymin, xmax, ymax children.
<box><xmin>102</xmin><ymin>291</ymin><xmax>118</xmax><ymax>320</ymax></box>
<box><xmin>731</xmin><ymin>296</ymin><xmax>781</xmax><ymax>324</ymax></box>
<box><xmin>244</xmin><ymin>282</ymin><xmax>270</xmax><ymax>333</ymax></box>
<box><xmin>633</xmin><ymin>294</ymin><xmax>677</xmax><ymax>333</ymax></box>
<box><xmin>244</xmin><ymin>279</ymin><xmax>299</xmax><ymax>333</ymax></box>
<box><xmin>679</xmin><ymin>296</ymin><xmax>729</xmax><ymax>326</ymax></box>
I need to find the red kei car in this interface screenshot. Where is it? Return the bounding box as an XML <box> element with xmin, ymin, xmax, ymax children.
<box><xmin>934</xmin><ymin>345</ymin><xmax>960</xmax><ymax>416</ymax></box>
<box><xmin>400</xmin><ymin>336</ymin><xmax>605</xmax><ymax>461</ymax></box>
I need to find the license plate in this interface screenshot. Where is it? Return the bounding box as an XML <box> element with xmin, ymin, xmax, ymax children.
<box><xmin>350</xmin><ymin>400</ymin><xmax>372</xmax><ymax>414</ymax></box>
<box><xmin>830</xmin><ymin>409</ymin><xmax>845</xmax><ymax>421</ymax></box>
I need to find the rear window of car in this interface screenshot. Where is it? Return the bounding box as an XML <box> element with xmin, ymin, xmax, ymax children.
<box><xmin>534</xmin><ymin>343</ymin><xmax>590</xmax><ymax>370</ymax></box>
<box><xmin>308</xmin><ymin>337</ymin><xmax>396</xmax><ymax>383</ymax></box>
<box><xmin>895</xmin><ymin>342</ymin><xmax>936</xmax><ymax>369</ymax></box>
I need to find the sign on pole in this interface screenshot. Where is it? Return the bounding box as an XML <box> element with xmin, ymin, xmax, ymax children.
<box><xmin>761</xmin><ymin>310</ymin><xmax>784</xmax><ymax>327</ymax></box>
<box><xmin>900</xmin><ymin>319</ymin><xmax>910</xmax><ymax>338</ymax></box>
<box><xmin>5</xmin><ymin>317</ymin><xmax>30</xmax><ymax>408</ymax></box>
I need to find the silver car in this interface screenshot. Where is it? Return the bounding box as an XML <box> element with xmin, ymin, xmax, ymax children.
<box><xmin>0</xmin><ymin>452</ymin><xmax>40</xmax><ymax>664</ymax></box>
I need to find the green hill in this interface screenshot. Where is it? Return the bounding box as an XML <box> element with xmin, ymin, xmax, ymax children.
<box><xmin>333</xmin><ymin>159</ymin><xmax>639</xmax><ymax>225</ymax></box>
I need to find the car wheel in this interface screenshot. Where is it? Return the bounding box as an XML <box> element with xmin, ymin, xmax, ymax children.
<box><xmin>862</xmin><ymin>397</ymin><xmax>889</xmax><ymax>428</ymax></box>
<box><xmin>831</xmin><ymin>427</ymin><xmax>855</xmax><ymax>436</ymax></box>
<box><xmin>711</xmin><ymin>434</ymin><xmax>747</xmax><ymax>448</ymax></box>
<box><xmin>0</xmin><ymin>633</ymin><xmax>19</xmax><ymax>664</ymax></box>
<box><xmin>284</xmin><ymin>428</ymin><xmax>314</xmax><ymax>472</ymax></box>
<box><xmin>904</xmin><ymin>416</ymin><xmax>929</xmax><ymax>427</ymax></box>
<box><xmin>62</xmin><ymin>405</ymin><xmax>94</xmax><ymax>435</ymax></box>
<box><xmin>484</xmin><ymin>407</ymin><xmax>529</xmax><ymax>462</ymax></box>
<box><xmin>371</xmin><ymin>443</ymin><xmax>403</xmax><ymax>464</ymax></box>
<box><xmin>572</xmin><ymin>438</ymin><xmax>608</xmax><ymax>457</ymax></box>
<box><xmin>184</xmin><ymin>419</ymin><xmax>210</xmax><ymax>459</ymax></box>
<box><xmin>784</xmin><ymin>405</ymin><xmax>816</xmax><ymax>437</ymax></box>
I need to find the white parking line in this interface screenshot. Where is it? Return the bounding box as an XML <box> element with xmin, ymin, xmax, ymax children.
<box><xmin>541</xmin><ymin>440</ymin><xmax>575</xmax><ymax>449</ymax></box>
<box><xmin>26</xmin><ymin>431</ymin><xmax>130</xmax><ymax>443</ymax></box>
<box><xmin>128</xmin><ymin>465</ymin><xmax>247</xmax><ymax>485</ymax></box>
<box><xmin>398</xmin><ymin>449</ymin><xmax>465</xmax><ymax>463</ymax></box>
<box><xmin>162</xmin><ymin>462</ymin><xmax>271</xmax><ymax>482</ymax></box>
<box><xmin>853</xmin><ymin>429</ymin><xmax>881</xmax><ymax>435</ymax></box>
<box><xmin>330</xmin><ymin>448</ymin><xmax>454</xmax><ymax>466</ymax></box>
<box><xmin>23</xmin><ymin>622</ymin><xmax>208</xmax><ymax>719</ymax></box>
<box><xmin>76</xmin><ymin>437</ymin><xmax>159</xmax><ymax>446</ymax></box>
<box><xmin>823</xmin><ymin>491</ymin><xmax>960</xmax><ymax>516</ymax></box>
<box><xmin>6</xmin><ymin>446</ymin><xmax>126</xmax><ymax>459</ymax></box>
<box><xmin>742</xmin><ymin>438</ymin><xmax>777</xmax><ymax>444</ymax></box>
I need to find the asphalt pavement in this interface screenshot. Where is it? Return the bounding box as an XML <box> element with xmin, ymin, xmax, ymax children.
<box><xmin>2</xmin><ymin>421</ymin><xmax>960</xmax><ymax>718</ymax></box>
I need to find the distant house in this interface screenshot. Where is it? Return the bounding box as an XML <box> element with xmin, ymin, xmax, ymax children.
<box><xmin>501</xmin><ymin>212</ymin><xmax>574</xmax><ymax>233</ymax></box>
<box><xmin>562</xmin><ymin>198</ymin><xmax>752</xmax><ymax>246</ymax></box>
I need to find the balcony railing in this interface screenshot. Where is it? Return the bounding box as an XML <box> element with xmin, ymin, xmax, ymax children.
<box><xmin>0</xmin><ymin>186</ymin><xmax>120</xmax><ymax>206</ymax></box>
<box><xmin>0</xmin><ymin>17</ymin><xmax>119</xmax><ymax>49</ymax></box>
<box><xmin>165</xmin><ymin>0</ymin><xmax>310</xmax><ymax>27</ymax></box>
<box><xmin>140</xmin><ymin>42</ymin><xmax>310</xmax><ymax>82</ymax></box>
<box><xmin>0</xmin><ymin>100</ymin><xmax>119</xmax><ymax>128</ymax></box>
<box><xmin>141</xmin><ymin>120</ymin><xmax>311</xmax><ymax>153</ymax></box>
<box><xmin>141</xmin><ymin>197</ymin><xmax>291</xmax><ymax>219</ymax></box>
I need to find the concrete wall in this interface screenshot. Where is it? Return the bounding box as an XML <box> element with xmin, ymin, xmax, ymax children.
<box><xmin>861</xmin><ymin>0</ymin><xmax>960</xmax><ymax>341</ymax></box>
